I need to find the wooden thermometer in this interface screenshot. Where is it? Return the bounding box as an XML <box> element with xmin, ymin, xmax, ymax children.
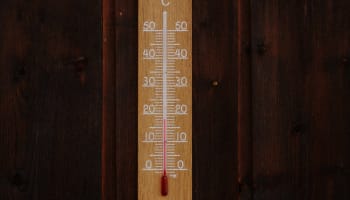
<box><xmin>138</xmin><ymin>0</ymin><xmax>192</xmax><ymax>199</ymax></box>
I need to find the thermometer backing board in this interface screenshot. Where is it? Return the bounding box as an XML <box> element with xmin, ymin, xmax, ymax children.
<box><xmin>138</xmin><ymin>0</ymin><xmax>192</xmax><ymax>199</ymax></box>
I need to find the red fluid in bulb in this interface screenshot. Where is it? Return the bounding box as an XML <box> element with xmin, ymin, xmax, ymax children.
<box><xmin>161</xmin><ymin>172</ymin><xmax>168</xmax><ymax>196</ymax></box>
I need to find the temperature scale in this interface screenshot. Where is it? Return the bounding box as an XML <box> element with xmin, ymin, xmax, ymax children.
<box><xmin>138</xmin><ymin>0</ymin><xmax>192</xmax><ymax>199</ymax></box>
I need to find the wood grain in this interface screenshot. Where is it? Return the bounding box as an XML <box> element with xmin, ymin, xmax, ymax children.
<box><xmin>138</xmin><ymin>0</ymin><xmax>192</xmax><ymax>199</ymax></box>
<box><xmin>0</xmin><ymin>0</ymin><xmax>101</xmax><ymax>200</ymax></box>
<box><xmin>3</xmin><ymin>0</ymin><xmax>349</xmax><ymax>199</ymax></box>
<box><xmin>250</xmin><ymin>0</ymin><xmax>350</xmax><ymax>199</ymax></box>
<box><xmin>237</xmin><ymin>0</ymin><xmax>253</xmax><ymax>199</ymax></box>
<box><xmin>193</xmin><ymin>0</ymin><xmax>239</xmax><ymax>199</ymax></box>
<box><xmin>103</xmin><ymin>0</ymin><xmax>240</xmax><ymax>199</ymax></box>
<box><xmin>102</xmin><ymin>0</ymin><xmax>139</xmax><ymax>199</ymax></box>
<box><xmin>115</xmin><ymin>0</ymin><xmax>139</xmax><ymax>199</ymax></box>
<box><xmin>102</xmin><ymin>0</ymin><xmax>116</xmax><ymax>199</ymax></box>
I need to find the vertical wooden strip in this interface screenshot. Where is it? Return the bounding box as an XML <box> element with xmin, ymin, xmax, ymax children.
<box><xmin>1</xmin><ymin>0</ymin><xmax>102</xmax><ymax>199</ymax></box>
<box><xmin>115</xmin><ymin>0</ymin><xmax>138</xmax><ymax>199</ymax></box>
<box><xmin>192</xmin><ymin>0</ymin><xmax>238</xmax><ymax>199</ymax></box>
<box><xmin>250</xmin><ymin>0</ymin><xmax>350</xmax><ymax>199</ymax></box>
<box><xmin>237</xmin><ymin>0</ymin><xmax>253</xmax><ymax>199</ymax></box>
<box><xmin>250</xmin><ymin>0</ymin><xmax>312</xmax><ymax>199</ymax></box>
<box><xmin>306</xmin><ymin>1</ymin><xmax>350</xmax><ymax>199</ymax></box>
<box><xmin>102</xmin><ymin>0</ymin><xmax>116</xmax><ymax>199</ymax></box>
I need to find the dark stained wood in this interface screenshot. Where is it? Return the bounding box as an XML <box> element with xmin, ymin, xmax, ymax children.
<box><xmin>2</xmin><ymin>0</ymin><xmax>349</xmax><ymax>199</ymax></box>
<box><xmin>237</xmin><ymin>0</ymin><xmax>253</xmax><ymax>199</ymax></box>
<box><xmin>250</xmin><ymin>0</ymin><xmax>310</xmax><ymax>198</ymax></box>
<box><xmin>114</xmin><ymin>0</ymin><xmax>138</xmax><ymax>200</ymax></box>
<box><xmin>102</xmin><ymin>0</ymin><xmax>240</xmax><ymax>199</ymax></box>
<box><xmin>102</xmin><ymin>0</ymin><xmax>116</xmax><ymax>199</ymax></box>
<box><xmin>250</xmin><ymin>0</ymin><xmax>350</xmax><ymax>199</ymax></box>
<box><xmin>193</xmin><ymin>0</ymin><xmax>239</xmax><ymax>199</ymax></box>
<box><xmin>306</xmin><ymin>1</ymin><xmax>350</xmax><ymax>199</ymax></box>
<box><xmin>0</xmin><ymin>0</ymin><xmax>101</xmax><ymax>200</ymax></box>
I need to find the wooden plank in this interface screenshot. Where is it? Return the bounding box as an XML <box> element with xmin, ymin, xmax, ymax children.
<box><xmin>115</xmin><ymin>0</ymin><xmax>138</xmax><ymax>199</ymax></box>
<box><xmin>102</xmin><ymin>0</ymin><xmax>139</xmax><ymax>199</ymax></box>
<box><xmin>250</xmin><ymin>0</ymin><xmax>309</xmax><ymax>198</ymax></box>
<box><xmin>0</xmin><ymin>0</ymin><xmax>101</xmax><ymax>200</ymax></box>
<box><xmin>138</xmin><ymin>0</ymin><xmax>192</xmax><ymax>199</ymax></box>
<box><xmin>102</xmin><ymin>0</ymin><xmax>117</xmax><ymax>199</ymax></box>
<box><xmin>306</xmin><ymin>1</ymin><xmax>350</xmax><ymax>199</ymax></box>
<box><xmin>192</xmin><ymin>0</ymin><xmax>239</xmax><ymax>199</ymax></box>
<box><xmin>250</xmin><ymin>0</ymin><xmax>350</xmax><ymax>199</ymax></box>
<box><xmin>237</xmin><ymin>0</ymin><xmax>253</xmax><ymax>199</ymax></box>
<box><xmin>250</xmin><ymin>0</ymin><xmax>316</xmax><ymax>198</ymax></box>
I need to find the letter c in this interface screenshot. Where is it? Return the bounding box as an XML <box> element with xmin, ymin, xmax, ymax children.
<box><xmin>161</xmin><ymin>0</ymin><xmax>170</xmax><ymax>7</ymax></box>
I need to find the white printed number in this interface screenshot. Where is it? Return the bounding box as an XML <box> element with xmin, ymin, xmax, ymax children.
<box><xmin>143</xmin><ymin>21</ymin><xmax>156</xmax><ymax>31</ymax></box>
<box><xmin>176</xmin><ymin>21</ymin><xmax>188</xmax><ymax>31</ymax></box>
<box><xmin>175</xmin><ymin>104</ymin><xmax>187</xmax><ymax>114</ymax></box>
<box><xmin>143</xmin><ymin>49</ymin><xmax>156</xmax><ymax>58</ymax></box>
<box><xmin>145</xmin><ymin>160</ymin><xmax>152</xmax><ymax>169</ymax></box>
<box><xmin>175</xmin><ymin>76</ymin><xmax>188</xmax><ymax>87</ymax></box>
<box><xmin>144</xmin><ymin>104</ymin><xmax>156</xmax><ymax>114</ymax></box>
<box><xmin>145</xmin><ymin>132</ymin><xmax>155</xmax><ymax>141</ymax></box>
<box><xmin>143</xmin><ymin>76</ymin><xmax>156</xmax><ymax>87</ymax></box>
<box><xmin>177</xmin><ymin>160</ymin><xmax>184</xmax><ymax>169</ymax></box>
<box><xmin>177</xmin><ymin>132</ymin><xmax>187</xmax><ymax>141</ymax></box>
<box><xmin>174</xmin><ymin>49</ymin><xmax>188</xmax><ymax>59</ymax></box>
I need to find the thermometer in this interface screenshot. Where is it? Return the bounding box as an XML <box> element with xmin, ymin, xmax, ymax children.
<box><xmin>138</xmin><ymin>0</ymin><xmax>192</xmax><ymax>199</ymax></box>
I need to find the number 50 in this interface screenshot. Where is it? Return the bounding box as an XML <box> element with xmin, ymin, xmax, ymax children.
<box><xmin>176</xmin><ymin>21</ymin><xmax>188</xmax><ymax>31</ymax></box>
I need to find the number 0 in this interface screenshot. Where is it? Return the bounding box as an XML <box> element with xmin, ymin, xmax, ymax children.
<box><xmin>177</xmin><ymin>160</ymin><xmax>184</xmax><ymax>169</ymax></box>
<box><xmin>145</xmin><ymin>160</ymin><xmax>152</xmax><ymax>169</ymax></box>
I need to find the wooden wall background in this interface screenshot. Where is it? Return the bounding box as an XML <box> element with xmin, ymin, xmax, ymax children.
<box><xmin>0</xmin><ymin>0</ymin><xmax>102</xmax><ymax>200</ymax></box>
<box><xmin>248</xmin><ymin>0</ymin><xmax>350</xmax><ymax>199</ymax></box>
<box><xmin>1</xmin><ymin>0</ymin><xmax>349</xmax><ymax>200</ymax></box>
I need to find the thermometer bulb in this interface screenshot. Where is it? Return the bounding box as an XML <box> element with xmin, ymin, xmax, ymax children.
<box><xmin>161</xmin><ymin>172</ymin><xmax>168</xmax><ymax>196</ymax></box>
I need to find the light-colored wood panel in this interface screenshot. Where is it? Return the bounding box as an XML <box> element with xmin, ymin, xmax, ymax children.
<box><xmin>138</xmin><ymin>0</ymin><xmax>192</xmax><ymax>199</ymax></box>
